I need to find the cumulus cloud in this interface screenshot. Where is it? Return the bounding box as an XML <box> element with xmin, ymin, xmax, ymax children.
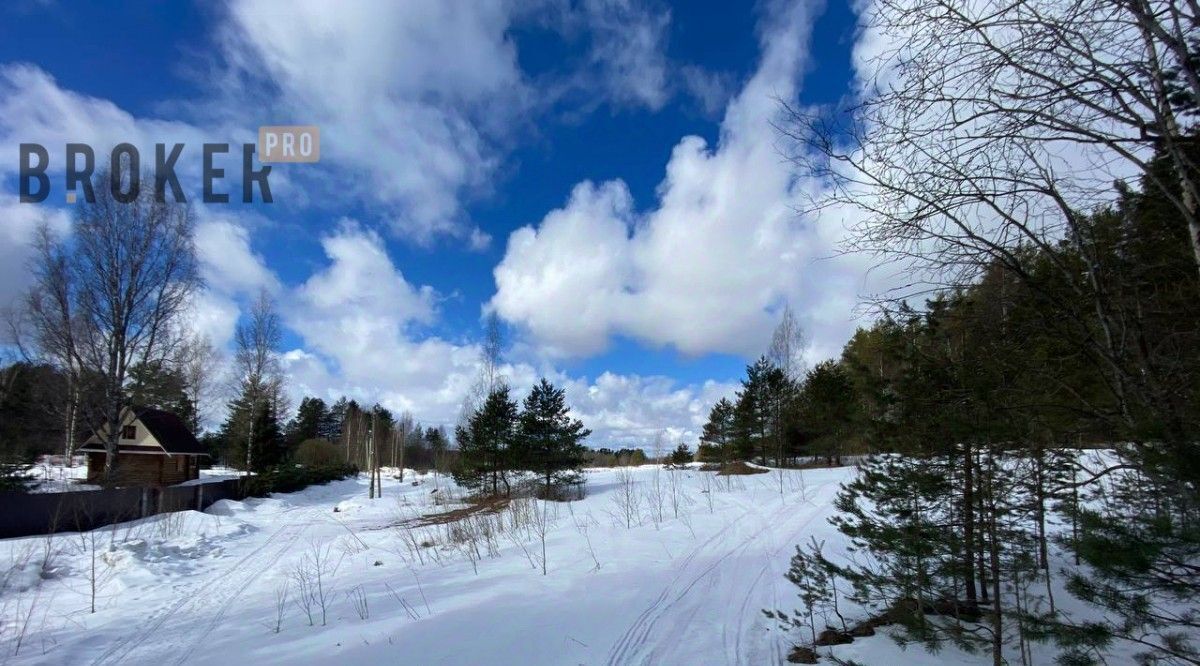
<box><xmin>213</xmin><ymin>0</ymin><xmax>528</xmax><ymax>245</ymax></box>
<box><xmin>194</xmin><ymin>213</ymin><xmax>280</xmax><ymax>297</ymax></box>
<box><xmin>491</xmin><ymin>0</ymin><xmax>875</xmax><ymax>361</ymax></box>
<box><xmin>0</xmin><ymin>194</ymin><xmax>70</xmax><ymax>316</ymax></box>
<box><xmin>274</xmin><ymin>222</ymin><xmax>731</xmax><ymax>444</ymax></box>
<box><xmin>282</xmin><ymin>223</ymin><xmax>465</xmax><ymax>416</ymax></box>
<box><xmin>0</xmin><ymin>64</ymin><xmax>228</xmax><ymax>185</ymax></box>
<box><xmin>0</xmin><ymin>1</ymin><xmax>789</xmax><ymax>442</ymax></box>
<box><xmin>184</xmin><ymin>209</ymin><xmax>282</xmax><ymax>349</ymax></box>
<box><xmin>561</xmin><ymin>371</ymin><xmax>737</xmax><ymax>447</ymax></box>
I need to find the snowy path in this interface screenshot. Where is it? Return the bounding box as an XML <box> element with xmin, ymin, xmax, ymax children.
<box><xmin>604</xmin><ymin>477</ymin><xmax>842</xmax><ymax>666</ymax></box>
<box><xmin>89</xmin><ymin>508</ymin><xmax>317</xmax><ymax>666</ymax></box>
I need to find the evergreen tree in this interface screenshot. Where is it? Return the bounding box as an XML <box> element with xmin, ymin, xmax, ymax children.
<box><xmin>325</xmin><ymin>397</ymin><xmax>349</xmax><ymax>442</ymax></box>
<box><xmin>732</xmin><ymin>357</ymin><xmax>774</xmax><ymax>463</ymax></box>
<box><xmin>515</xmin><ymin>379</ymin><xmax>591</xmax><ymax>499</ymax></box>
<box><xmin>126</xmin><ymin>361</ymin><xmax>197</xmax><ymax>430</ymax></box>
<box><xmin>730</xmin><ymin>357</ymin><xmax>796</xmax><ymax>465</ymax></box>
<box><xmin>220</xmin><ymin>390</ymin><xmax>286</xmax><ymax>472</ymax></box>
<box><xmin>797</xmin><ymin>361</ymin><xmax>857</xmax><ymax>466</ymax></box>
<box><xmin>699</xmin><ymin>397</ymin><xmax>736</xmax><ymax>463</ymax></box>
<box><xmin>425</xmin><ymin>426</ymin><xmax>448</xmax><ymax>472</ymax></box>
<box><xmin>669</xmin><ymin>443</ymin><xmax>693</xmax><ymax>465</ymax></box>
<box><xmin>453</xmin><ymin>386</ymin><xmax>518</xmax><ymax>496</ymax></box>
<box><xmin>286</xmin><ymin>397</ymin><xmax>330</xmax><ymax>447</ymax></box>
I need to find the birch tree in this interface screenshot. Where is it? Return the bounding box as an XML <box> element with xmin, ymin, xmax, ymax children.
<box><xmin>22</xmin><ymin>171</ymin><xmax>200</xmax><ymax>481</ymax></box>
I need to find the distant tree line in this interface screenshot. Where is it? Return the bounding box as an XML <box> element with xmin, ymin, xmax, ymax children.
<box><xmin>583</xmin><ymin>447</ymin><xmax>648</xmax><ymax>467</ymax></box>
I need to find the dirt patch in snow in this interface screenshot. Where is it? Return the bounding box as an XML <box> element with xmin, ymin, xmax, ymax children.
<box><xmin>404</xmin><ymin>495</ymin><xmax>511</xmax><ymax>527</ymax></box>
<box><xmin>715</xmin><ymin>461</ymin><xmax>771</xmax><ymax>476</ymax></box>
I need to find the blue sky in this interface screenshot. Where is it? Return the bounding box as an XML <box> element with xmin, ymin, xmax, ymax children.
<box><xmin>0</xmin><ymin>0</ymin><xmax>870</xmax><ymax>446</ymax></box>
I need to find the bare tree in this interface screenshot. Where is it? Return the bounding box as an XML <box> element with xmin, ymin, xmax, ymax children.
<box><xmin>767</xmin><ymin>303</ymin><xmax>807</xmax><ymax>383</ymax></box>
<box><xmin>393</xmin><ymin>411</ymin><xmax>414</xmax><ymax>478</ymax></box>
<box><xmin>766</xmin><ymin>306</ymin><xmax>805</xmax><ymax>485</ymax></box>
<box><xmin>176</xmin><ymin>333</ymin><xmax>221</xmax><ymax>433</ymax></box>
<box><xmin>229</xmin><ymin>290</ymin><xmax>285</xmax><ymax>470</ymax></box>
<box><xmin>457</xmin><ymin>311</ymin><xmax>506</xmax><ymax>431</ymax></box>
<box><xmin>22</xmin><ymin>171</ymin><xmax>200</xmax><ymax>481</ymax></box>
<box><xmin>272</xmin><ymin>580</ymin><xmax>289</xmax><ymax>633</ymax></box>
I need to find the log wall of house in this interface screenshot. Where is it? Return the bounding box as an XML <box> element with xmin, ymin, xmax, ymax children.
<box><xmin>86</xmin><ymin>454</ymin><xmax>199</xmax><ymax>486</ymax></box>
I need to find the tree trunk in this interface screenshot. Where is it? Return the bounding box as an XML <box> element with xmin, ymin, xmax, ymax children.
<box><xmin>962</xmin><ymin>442</ymin><xmax>978</xmax><ymax>606</ymax></box>
<box><xmin>986</xmin><ymin>454</ymin><xmax>1003</xmax><ymax>666</ymax></box>
<box><xmin>63</xmin><ymin>382</ymin><xmax>78</xmax><ymax>464</ymax></box>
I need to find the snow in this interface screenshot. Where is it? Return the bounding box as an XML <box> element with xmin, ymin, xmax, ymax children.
<box><xmin>0</xmin><ymin>463</ymin><xmax>1148</xmax><ymax>665</ymax></box>
<box><xmin>20</xmin><ymin>457</ymin><xmax>247</xmax><ymax>493</ymax></box>
<box><xmin>22</xmin><ymin>457</ymin><xmax>97</xmax><ymax>493</ymax></box>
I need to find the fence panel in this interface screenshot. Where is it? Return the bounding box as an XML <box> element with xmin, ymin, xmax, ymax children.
<box><xmin>0</xmin><ymin>480</ymin><xmax>247</xmax><ymax>539</ymax></box>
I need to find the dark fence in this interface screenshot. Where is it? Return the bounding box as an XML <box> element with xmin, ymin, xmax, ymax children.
<box><xmin>0</xmin><ymin>478</ymin><xmax>248</xmax><ymax>539</ymax></box>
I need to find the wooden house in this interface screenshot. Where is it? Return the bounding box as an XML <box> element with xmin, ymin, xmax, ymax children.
<box><xmin>79</xmin><ymin>407</ymin><xmax>209</xmax><ymax>486</ymax></box>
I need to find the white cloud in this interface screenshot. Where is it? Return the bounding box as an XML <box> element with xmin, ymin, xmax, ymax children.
<box><xmin>184</xmin><ymin>290</ymin><xmax>242</xmax><ymax>353</ymax></box>
<box><xmin>215</xmin><ymin>0</ymin><xmax>528</xmax><ymax>245</ymax></box>
<box><xmin>186</xmin><ymin>210</ymin><xmax>281</xmax><ymax>351</ymax></box>
<box><xmin>491</xmin><ymin>0</ymin><xmax>876</xmax><ymax>361</ymax></box>
<box><xmin>194</xmin><ymin>213</ymin><xmax>280</xmax><ymax>297</ymax></box>
<box><xmin>0</xmin><ymin>1</ymin><xmax>809</xmax><ymax>443</ymax></box>
<box><xmin>278</xmin><ymin>223</ymin><xmax>731</xmax><ymax>444</ymax></box>
<box><xmin>283</xmin><ymin>224</ymin><xmax>452</xmax><ymax>412</ymax></box>
<box><xmin>0</xmin><ymin>194</ymin><xmax>70</xmax><ymax>316</ymax></box>
<box><xmin>562</xmin><ymin>371</ymin><xmax>737</xmax><ymax>448</ymax></box>
<box><xmin>492</xmin><ymin>180</ymin><xmax>637</xmax><ymax>357</ymax></box>
<box><xmin>0</xmin><ymin>64</ymin><xmax>224</xmax><ymax>185</ymax></box>
<box><xmin>580</xmin><ymin>0</ymin><xmax>672</xmax><ymax>111</ymax></box>
<box><xmin>679</xmin><ymin>65</ymin><xmax>734</xmax><ymax>117</ymax></box>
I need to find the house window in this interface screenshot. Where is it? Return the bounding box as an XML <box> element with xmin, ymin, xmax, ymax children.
<box><xmin>121</xmin><ymin>425</ymin><xmax>137</xmax><ymax>440</ymax></box>
<box><xmin>176</xmin><ymin>457</ymin><xmax>186</xmax><ymax>472</ymax></box>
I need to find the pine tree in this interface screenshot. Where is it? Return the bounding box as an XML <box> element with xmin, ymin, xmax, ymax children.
<box><xmin>797</xmin><ymin>361</ymin><xmax>857</xmax><ymax>466</ymax></box>
<box><xmin>732</xmin><ymin>357</ymin><xmax>774</xmax><ymax>463</ymax></box>
<box><xmin>453</xmin><ymin>386</ymin><xmax>518</xmax><ymax>496</ymax></box>
<box><xmin>220</xmin><ymin>390</ymin><xmax>285</xmax><ymax>472</ymax></box>
<box><xmin>699</xmin><ymin>397</ymin><xmax>736</xmax><ymax>463</ymax></box>
<box><xmin>286</xmin><ymin>397</ymin><xmax>330</xmax><ymax>447</ymax></box>
<box><xmin>515</xmin><ymin>379</ymin><xmax>591</xmax><ymax>500</ymax></box>
<box><xmin>325</xmin><ymin>397</ymin><xmax>349</xmax><ymax>442</ymax></box>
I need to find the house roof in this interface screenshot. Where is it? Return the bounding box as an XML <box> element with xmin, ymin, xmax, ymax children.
<box><xmin>78</xmin><ymin>406</ymin><xmax>209</xmax><ymax>456</ymax></box>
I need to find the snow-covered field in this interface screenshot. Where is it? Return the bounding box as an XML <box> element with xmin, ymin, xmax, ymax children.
<box><xmin>0</xmin><ymin>463</ymin><xmax>1140</xmax><ymax>665</ymax></box>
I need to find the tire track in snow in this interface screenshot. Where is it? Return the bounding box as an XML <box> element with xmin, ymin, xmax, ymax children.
<box><xmin>604</xmin><ymin>498</ymin><xmax>761</xmax><ymax>666</ymax></box>
<box><xmin>605</xmin><ymin>477</ymin><xmax>839</xmax><ymax>666</ymax></box>
<box><xmin>729</xmin><ymin>481</ymin><xmax>841</xmax><ymax>665</ymax></box>
<box><xmin>169</xmin><ymin>521</ymin><xmax>309</xmax><ymax>665</ymax></box>
<box><xmin>90</xmin><ymin>513</ymin><xmax>313</xmax><ymax>666</ymax></box>
<box><xmin>634</xmin><ymin>501</ymin><xmax>794</xmax><ymax>665</ymax></box>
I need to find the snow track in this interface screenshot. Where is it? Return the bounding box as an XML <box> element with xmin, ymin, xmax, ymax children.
<box><xmin>605</xmin><ymin>478</ymin><xmax>841</xmax><ymax>666</ymax></box>
<box><xmin>89</xmin><ymin>513</ymin><xmax>313</xmax><ymax>666</ymax></box>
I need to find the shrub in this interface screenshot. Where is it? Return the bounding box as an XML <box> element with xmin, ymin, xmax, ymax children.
<box><xmin>241</xmin><ymin>463</ymin><xmax>358</xmax><ymax>497</ymax></box>
<box><xmin>294</xmin><ymin>438</ymin><xmax>340</xmax><ymax>468</ymax></box>
<box><xmin>669</xmin><ymin>443</ymin><xmax>693</xmax><ymax>465</ymax></box>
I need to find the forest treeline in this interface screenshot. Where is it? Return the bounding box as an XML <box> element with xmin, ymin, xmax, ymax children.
<box><xmin>767</xmin><ymin>155</ymin><xmax>1200</xmax><ymax>665</ymax></box>
<box><xmin>768</xmin><ymin>0</ymin><xmax>1200</xmax><ymax>663</ymax></box>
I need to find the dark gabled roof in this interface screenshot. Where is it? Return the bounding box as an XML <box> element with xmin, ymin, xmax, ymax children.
<box><xmin>134</xmin><ymin>407</ymin><xmax>208</xmax><ymax>455</ymax></box>
<box><xmin>78</xmin><ymin>406</ymin><xmax>209</xmax><ymax>456</ymax></box>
